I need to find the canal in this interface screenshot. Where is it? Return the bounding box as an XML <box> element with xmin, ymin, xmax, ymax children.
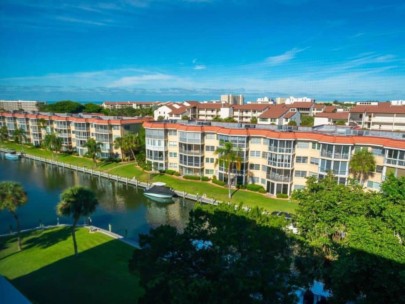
<box><xmin>0</xmin><ymin>155</ymin><xmax>194</xmax><ymax>241</ymax></box>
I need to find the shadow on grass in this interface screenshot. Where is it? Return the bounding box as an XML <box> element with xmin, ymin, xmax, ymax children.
<box><xmin>11</xmin><ymin>238</ymin><xmax>142</xmax><ymax>304</ymax></box>
<box><xmin>22</xmin><ymin>227</ymin><xmax>72</xmax><ymax>251</ymax></box>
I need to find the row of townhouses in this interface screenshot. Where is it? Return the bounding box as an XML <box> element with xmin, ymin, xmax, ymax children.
<box><xmin>0</xmin><ymin>112</ymin><xmax>148</xmax><ymax>158</ymax></box>
<box><xmin>144</xmin><ymin>120</ymin><xmax>405</xmax><ymax>196</ymax></box>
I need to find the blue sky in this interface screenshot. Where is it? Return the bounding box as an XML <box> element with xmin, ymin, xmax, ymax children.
<box><xmin>1</xmin><ymin>0</ymin><xmax>405</xmax><ymax>102</ymax></box>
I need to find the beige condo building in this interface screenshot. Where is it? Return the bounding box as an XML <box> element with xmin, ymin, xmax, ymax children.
<box><xmin>0</xmin><ymin>112</ymin><xmax>148</xmax><ymax>158</ymax></box>
<box><xmin>144</xmin><ymin>121</ymin><xmax>405</xmax><ymax>196</ymax></box>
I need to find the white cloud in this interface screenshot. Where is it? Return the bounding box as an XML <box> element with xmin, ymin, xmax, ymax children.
<box><xmin>108</xmin><ymin>73</ymin><xmax>175</xmax><ymax>87</ymax></box>
<box><xmin>265</xmin><ymin>48</ymin><xmax>306</xmax><ymax>66</ymax></box>
<box><xmin>194</xmin><ymin>65</ymin><xmax>206</xmax><ymax>70</ymax></box>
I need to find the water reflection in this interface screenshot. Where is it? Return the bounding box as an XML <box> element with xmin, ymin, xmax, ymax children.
<box><xmin>0</xmin><ymin>156</ymin><xmax>194</xmax><ymax>241</ymax></box>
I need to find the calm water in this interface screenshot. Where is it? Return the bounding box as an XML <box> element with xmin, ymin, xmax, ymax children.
<box><xmin>0</xmin><ymin>155</ymin><xmax>194</xmax><ymax>241</ymax></box>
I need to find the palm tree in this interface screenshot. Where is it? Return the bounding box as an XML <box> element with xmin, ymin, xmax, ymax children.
<box><xmin>42</xmin><ymin>132</ymin><xmax>63</xmax><ymax>158</ymax></box>
<box><xmin>85</xmin><ymin>138</ymin><xmax>102</xmax><ymax>166</ymax></box>
<box><xmin>57</xmin><ymin>186</ymin><xmax>98</xmax><ymax>256</ymax></box>
<box><xmin>349</xmin><ymin>148</ymin><xmax>376</xmax><ymax>186</ymax></box>
<box><xmin>0</xmin><ymin>181</ymin><xmax>28</xmax><ymax>251</ymax></box>
<box><xmin>214</xmin><ymin>142</ymin><xmax>242</xmax><ymax>199</ymax></box>
<box><xmin>13</xmin><ymin>128</ymin><xmax>27</xmax><ymax>152</ymax></box>
<box><xmin>0</xmin><ymin>125</ymin><xmax>8</xmax><ymax>143</ymax></box>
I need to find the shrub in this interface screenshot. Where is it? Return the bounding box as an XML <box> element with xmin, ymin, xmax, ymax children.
<box><xmin>212</xmin><ymin>179</ymin><xmax>226</xmax><ymax>186</ymax></box>
<box><xmin>276</xmin><ymin>193</ymin><xmax>289</xmax><ymax>198</ymax></box>
<box><xmin>165</xmin><ymin>169</ymin><xmax>176</xmax><ymax>175</ymax></box>
<box><xmin>201</xmin><ymin>176</ymin><xmax>210</xmax><ymax>181</ymax></box>
<box><xmin>174</xmin><ymin>171</ymin><xmax>180</xmax><ymax>176</ymax></box>
<box><xmin>183</xmin><ymin>175</ymin><xmax>201</xmax><ymax>180</ymax></box>
<box><xmin>246</xmin><ymin>184</ymin><xmax>266</xmax><ymax>192</ymax></box>
<box><xmin>258</xmin><ymin>188</ymin><xmax>267</xmax><ymax>193</ymax></box>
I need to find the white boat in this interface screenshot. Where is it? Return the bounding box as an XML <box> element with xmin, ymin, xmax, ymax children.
<box><xmin>144</xmin><ymin>182</ymin><xmax>178</xmax><ymax>203</ymax></box>
<box><xmin>4</xmin><ymin>151</ymin><xmax>20</xmax><ymax>160</ymax></box>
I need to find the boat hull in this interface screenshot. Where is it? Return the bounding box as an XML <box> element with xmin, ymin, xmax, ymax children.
<box><xmin>5</xmin><ymin>153</ymin><xmax>20</xmax><ymax>160</ymax></box>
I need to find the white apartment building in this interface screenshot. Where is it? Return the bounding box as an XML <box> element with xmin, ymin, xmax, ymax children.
<box><xmin>0</xmin><ymin>112</ymin><xmax>148</xmax><ymax>158</ymax></box>
<box><xmin>349</xmin><ymin>102</ymin><xmax>405</xmax><ymax>131</ymax></box>
<box><xmin>0</xmin><ymin>100</ymin><xmax>46</xmax><ymax>112</ymax></box>
<box><xmin>145</xmin><ymin>121</ymin><xmax>405</xmax><ymax>196</ymax></box>
<box><xmin>220</xmin><ymin>94</ymin><xmax>244</xmax><ymax>105</ymax></box>
<box><xmin>102</xmin><ymin>101</ymin><xmax>157</xmax><ymax>110</ymax></box>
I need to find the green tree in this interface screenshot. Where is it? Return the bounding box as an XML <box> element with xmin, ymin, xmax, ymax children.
<box><xmin>287</xmin><ymin>120</ymin><xmax>297</xmax><ymax>126</ymax></box>
<box><xmin>293</xmin><ymin>174</ymin><xmax>405</xmax><ymax>303</ymax></box>
<box><xmin>57</xmin><ymin>186</ymin><xmax>98</xmax><ymax>256</ymax></box>
<box><xmin>335</xmin><ymin>120</ymin><xmax>346</xmax><ymax>125</ymax></box>
<box><xmin>85</xmin><ymin>138</ymin><xmax>102</xmax><ymax>166</ymax></box>
<box><xmin>83</xmin><ymin>103</ymin><xmax>103</xmax><ymax>113</ymax></box>
<box><xmin>250</xmin><ymin>117</ymin><xmax>258</xmax><ymax>124</ymax></box>
<box><xmin>349</xmin><ymin>148</ymin><xmax>376</xmax><ymax>185</ymax></box>
<box><xmin>0</xmin><ymin>125</ymin><xmax>8</xmax><ymax>143</ymax></box>
<box><xmin>0</xmin><ymin>181</ymin><xmax>28</xmax><ymax>251</ymax></box>
<box><xmin>214</xmin><ymin>142</ymin><xmax>242</xmax><ymax>199</ymax></box>
<box><xmin>42</xmin><ymin>100</ymin><xmax>84</xmax><ymax>113</ymax></box>
<box><xmin>157</xmin><ymin>116</ymin><xmax>164</xmax><ymax>121</ymax></box>
<box><xmin>181</xmin><ymin>115</ymin><xmax>189</xmax><ymax>120</ymax></box>
<box><xmin>12</xmin><ymin>128</ymin><xmax>27</xmax><ymax>152</ymax></box>
<box><xmin>300</xmin><ymin>115</ymin><xmax>314</xmax><ymax>127</ymax></box>
<box><xmin>42</xmin><ymin>132</ymin><xmax>63</xmax><ymax>158</ymax></box>
<box><xmin>129</xmin><ymin>204</ymin><xmax>297</xmax><ymax>304</ymax></box>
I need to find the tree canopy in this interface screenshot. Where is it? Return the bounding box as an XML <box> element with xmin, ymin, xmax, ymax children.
<box><xmin>57</xmin><ymin>186</ymin><xmax>98</xmax><ymax>255</ymax></box>
<box><xmin>40</xmin><ymin>100</ymin><xmax>84</xmax><ymax>113</ymax></box>
<box><xmin>214</xmin><ymin>142</ymin><xmax>242</xmax><ymax>198</ymax></box>
<box><xmin>300</xmin><ymin>115</ymin><xmax>314</xmax><ymax>127</ymax></box>
<box><xmin>0</xmin><ymin>181</ymin><xmax>28</xmax><ymax>251</ymax></box>
<box><xmin>129</xmin><ymin>203</ymin><xmax>299</xmax><ymax>304</ymax></box>
<box><xmin>293</xmin><ymin>173</ymin><xmax>405</xmax><ymax>303</ymax></box>
<box><xmin>349</xmin><ymin>148</ymin><xmax>376</xmax><ymax>185</ymax></box>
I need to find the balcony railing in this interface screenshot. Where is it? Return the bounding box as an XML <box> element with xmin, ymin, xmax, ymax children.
<box><xmin>268</xmin><ymin>146</ymin><xmax>294</xmax><ymax>154</ymax></box>
<box><xmin>266</xmin><ymin>174</ymin><xmax>291</xmax><ymax>182</ymax></box>
<box><xmin>319</xmin><ymin>168</ymin><xmax>348</xmax><ymax>175</ymax></box>
<box><xmin>179</xmin><ymin>149</ymin><xmax>203</xmax><ymax>155</ymax></box>
<box><xmin>321</xmin><ymin>151</ymin><xmax>349</xmax><ymax>159</ymax></box>
<box><xmin>267</xmin><ymin>161</ymin><xmax>293</xmax><ymax>168</ymax></box>
<box><xmin>179</xmin><ymin>161</ymin><xmax>203</xmax><ymax>167</ymax></box>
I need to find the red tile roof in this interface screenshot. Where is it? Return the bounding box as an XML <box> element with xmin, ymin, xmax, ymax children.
<box><xmin>350</xmin><ymin>103</ymin><xmax>405</xmax><ymax>114</ymax></box>
<box><xmin>324</xmin><ymin>106</ymin><xmax>337</xmax><ymax>113</ymax></box>
<box><xmin>143</xmin><ymin>121</ymin><xmax>405</xmax><ymax>149</ymax></box>
<box><xmin>259</xmin><ymin>105</ymin><xmax>289</xmax><ymax>119</ymax></box>
<box><xmin>315</xmin><ymin>112</ymin><xmax>349</xmax><ymax>120</ymax></box>
<box><xmin>232</xmin><ymin>104</ymin><xmax>270</xmax><ymax>111</ymax></box>
<box><xmin>197</xmin><ymin>103</ymin><xmax>223</xmax><ymax>109</ymax></box>
<box><xmin>287</xmin><ymin>102</ymin><xmax>315</xmax><ymax>109</ymax></box>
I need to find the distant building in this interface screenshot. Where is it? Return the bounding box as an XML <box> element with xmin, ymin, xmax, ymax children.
<box><xmin>0</xmin><ymin>111</ymin><xmax>150</xmax><ymax>158</ymax></box>
<box><xmin>220</xmin><ymin>94</ymin><xmax>244</xmax><ymax>105</ymax></box>
<box><xmin>102</xmin><ymin>101</ymin><xmax>157</xmax><ymax>110</ymax></box>
<box><xmin>284</xmin><ymin>96</ymin><xmax>314</xmax><ymax>105</ymax></box>
<box><xmin>314</xmin><ymin>112</ymin><xmax>350</xmax><ymax>126</ymax></box>
<box><xmin>349</xmin><ymin>102</ymin><xmax>405</xmax><ymax>131</ymax></box>
<box><xmin>0</xmin><ymin>100</ymin><xmax>45</xmax><ymax>112</ymax></box>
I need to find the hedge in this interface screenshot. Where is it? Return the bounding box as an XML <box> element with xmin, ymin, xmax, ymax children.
<box><xmin>183</xmin><ymin>175</ymin><xmax>210</xmax><ymax>181</ymax></box>
<box><xmin>276</xmin><ymin>193</ymin><xmax>289</xmax><ymax>198</ymax></box>
<box><xmin>246</xmin><ymin>184</ymin><xmax>266</xmax><ymax>193</ymax></box>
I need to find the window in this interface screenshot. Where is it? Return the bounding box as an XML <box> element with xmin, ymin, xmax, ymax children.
<box><xmin>249</xmin><ymin>163</ymin><xmax>260</xmax><ymax>170</ymax></box>
<box><xmin>262</xmin><ymin>152</ymin><xmax>268</xmax><ymax>159</ymax></box>
<box><xmin>367</xmin><ymin>181</ymin><xmax>380</xmax><ymax>190</ymax></box>
<box><xmin>205</xmin><ymin>169</ymin><xmax>214</xmax><ymax>175</ymax></box>
<box><xmin>250</xmin><ymin>177</ymin><xmax>259</xmax><ymax>184</ymax></box>
<box><xmin>261</xmin><ymin>178</ymin><xmax>266</xmax><ymax>185</ymax></box>
<box><xmin>205</xmin><ymin>145</ymin><xmax>215</xmax><ymax>152</ymax></box>
<box><xmin>294</xmin><ymin>185</ymin><xmax>305</xmax><ymax>190</ymax></box>
<box><xmin>296</xmin><ymin>156</ymin><xmax>308</xmax><ymax>163</ymax></box>
<box><xmin>250</xmin><ymin>137</ymin><xmax>261</xmax><ymax>144</ymax></box>
<box><xmin>263</xmin><ymin>139</ymin><xmax>269</xmax><ymax>145</ymax></box>
<box><xmin>250</xmin><ymin>150</ymin><xmax>261</xmax><ymax>157</ymax></box>
<box><xmin>112</xmin><ymin>125</ymin><xmax>120</xmax><ymax>130</ymax></box>
<box><xmin>375</xmin><ymin>165</ymin><xmax>383</xmax><ymax>173</ymax></box>
<box><xmin>168</xmin><ymin>130</ymin><xmax>177</xmax><ymax>136</ymax></box>
<box><xmin>312</xmin><ymin>142</ymin><xmax>321</xmax><ymax>150</ymax></box>
<box><xmin>297</xmin><ymin>141</ymin><xmax>310</xmax><ymax>149</ymax></box>
<box><xmin>169</xmin><ymin>163</ymin><xmax>178</xmax><ymax>169</ymax></box>
<box><xmin>310</xmin><ymin>157</ymin><xmax>319</xmax><ymax>165</ymax></box>
<box><xmin>169</xmin><ymin>152</ymin><xmax>177</xmax><ymax>157</ymax></box>
<box><xmin>295</xmin><ymin>170</ymin><xmax>307</xmax><ymax>177</ymax></box>
<box><xmin>205</xmin><ymin>157</ymin><xmax>214</xmax><ymax>163</ymax></box>
<box><xmin>168</xmin><ymin>141</ymin><xmax>177</xmax><ymax>147</ymax></box>
<box><xmin>372</xmin><ymin>147</ymin><xmax>383</xmax><ymax>156</ymax></box>
<box><xmin>205</xmin><ymin>133</ymin><xmax>216</xmax><ymax>139</ymax></box>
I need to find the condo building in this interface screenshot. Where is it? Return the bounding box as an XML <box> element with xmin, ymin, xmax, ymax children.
<box><xmin>144</xmin><ymin>121</ymin><xmax>405</xmax><ymax>196</ymax></box>
<box><xmin>0</xmin><ymin>112</ymin><xmax>148</xmax><ymax>158</ymax></box>
<box><xmin>0</xmin><ymin>100</ymin><xmax>46</xmax><ymax>112</ymax></box>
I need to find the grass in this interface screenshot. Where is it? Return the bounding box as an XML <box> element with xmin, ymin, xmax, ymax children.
<box><xmin>0</xmin><ymin>227</ymin><xmax>142</xmax><ymax>304</ymax></box>
<box><xmin>1</xmin><ymin>142</ymin><xmax>298</xmax><ymax>213</ymax></box>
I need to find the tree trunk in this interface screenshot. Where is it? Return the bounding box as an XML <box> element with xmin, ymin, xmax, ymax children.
<box><xmin>13</xmin><ymin>213</ymin><xmax>22</xmax><ymax>251</ymax></box>
<box><xmin>227</xmin><ymin>168</ymin><xmax>232</xmax><ymax>199</ymax></box>
<box><xmin>130</xmin><ymin>149</ymin><xmax>137</xmax><ymax>164</ymax></box>
<box><xmin>71</xmin><ymin>219</ymin><xmax>79</xmax><ymax>256</ymax></box>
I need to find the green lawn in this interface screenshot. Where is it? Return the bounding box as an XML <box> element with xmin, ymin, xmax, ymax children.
<box><xmin>0</xmin><ymin>227</ymin><xmax>142</xmax><ymax>304</ymax></box>
<box><xmin>1</xmin><ymin>142</ymin><xmax>298</xmax><ymax>213</ymax></box>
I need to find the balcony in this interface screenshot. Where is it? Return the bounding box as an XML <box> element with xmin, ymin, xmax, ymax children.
<box><xmin>179</xmin><ymin>149</ymin><xmax>203</xmax><ymax>155</ymax></box>
<box><xmin>268</xmin><ymin>146</ymin><xmax>294</xmax><ymax>154</ymax></box>
<box><xmin>94</xmin><ymin>128</ymin><xmax>111</xmax><ymax>134</ymax></box>
<box><xmin>320</xmin><ymin>151</ymin><xmax>349</xmax><ymax>159</ymax></box>
<box><xmin>267</xmin><ymin>160</ymin><xmax>293</xmax><ymax>168</ymax></box>
<box><xmin>319</xmin><ymin>168</ymin><xmax>348</xmax><ymax>176</ymax></box>
<box><xmin>179</xmin><ymin>161</ymin><xmax>203</xmax><ymax>167</ymax></box>
<box><xmin>266</xmin><ymin>173</ymin><xmax>291</xmax><ymax>182</ymax></box>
